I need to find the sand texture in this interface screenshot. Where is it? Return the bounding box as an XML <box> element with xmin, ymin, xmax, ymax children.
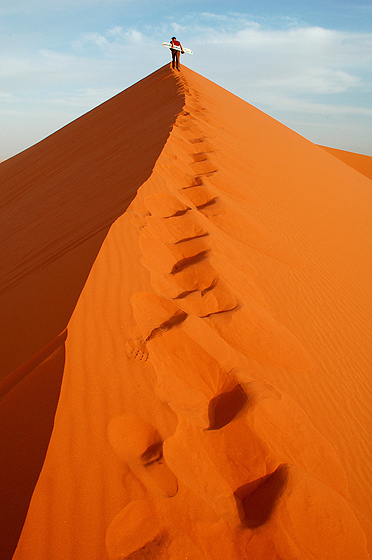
<box><xmin>2</xmin><ymin>65</ymin><xmax>372</xmax><ymax>559</ymax></box>
<box><xmin>0</xmin><ymin>65</ymin><xmax>184</xmax><ymax>559</ymax></box>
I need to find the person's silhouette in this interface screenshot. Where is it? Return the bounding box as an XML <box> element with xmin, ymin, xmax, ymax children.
<box><xmin>170</xmin><ymin>37</ymin><xmax>184</xmax><ymax>70</ymax></box>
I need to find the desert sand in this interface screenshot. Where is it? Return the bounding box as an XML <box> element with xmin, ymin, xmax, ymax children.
<box><xmin>319</xmin><ymin>145</ymin><xmax>372</xmax><ymax>181</ymax></box>
<box><xmin>1</xmin><ymin>64</ymin><xmax>371</xmax><ymax>559</ymax></box>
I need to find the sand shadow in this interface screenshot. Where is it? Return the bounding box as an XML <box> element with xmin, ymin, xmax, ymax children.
<box><xmin>207</xmin><ymin>384</ymin><xmax>247</xmax><ymax>430</ymax></box>
<box><xmin>234</xmin><ymin>464</ymin><xmax>289</xmax><ymax>529</ymax></box>
<box><xmin>0</xmin><ymin>332</ymin><xmax>67</xmax><ymax>559</ymax></box>
<box><xmin>0</xmin><ymin>64</ymin><xmax>184</xmax><ymax>379</ymax></box>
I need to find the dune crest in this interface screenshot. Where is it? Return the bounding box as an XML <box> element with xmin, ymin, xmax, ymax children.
<box><xmin>8</xmin><ymin>65</ymin><xmax>372</xmax><ymax>559</ymax></box>
<box><xmin>0</xmin><ymin>64</ymin><xmax>184</xmax><ymax>560</ymax></box>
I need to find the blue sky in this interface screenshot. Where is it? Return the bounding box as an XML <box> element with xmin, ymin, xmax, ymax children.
<box><xmin>1</xmin><ymin>0</ymin><xmax>371</xmax><ymax>159</ymax></box>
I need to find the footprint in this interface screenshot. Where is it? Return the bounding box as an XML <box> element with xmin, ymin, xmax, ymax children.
<box><xmin>128</xmin><ymin>201</ymin><xmax>151</xmax><ymax>228</ymax></box>
<box><xmin>189</xmin><ymin>140</ymin><xmax>215</xmax><ymax>153</ymax></box>
<box><xmin>207</xmin><ymin>383</ymin><xmax>248</xmax><ymax>430</ymax></box>
<box><xmin>196</xmin><ymin>197</ymin><xmax>224</xmax><ymax>217</ymax></box>
<box><xmin>144</xmin><ymin>213</ymin><xmax>207</xmax><ymax>244</ymax></box>
<box><xmin>173</xmin><ymin>277</ymin><xmax>237</xmax><ymax>317</ymax></box>
<box><xmin>163</xmin><ymin>414</ymin><xmax>279</xmax><ymax>525</ymax></box>
<box><xmin>206</xmin><ymin>378</ymin><xmax>282</xmax><ymax>431</ymax></box>
<box><xmin>150</xmin><ymin>260</ymin><xmax>218</xmax><ymax>299</ymax></box>
<box><xmin>157</xmin><ymin>165</ymin><xmax>202</xmax><ymax>189</ymax></box>
<box><xmin>139</xmin><ymin>229</ymin><xmax>210</xmax><ymax>275</ymax></box>
<box><xmin>107</xmin><ymin>414</ymin><xmax>178</xmax><ymax>498</ymax></box>
<box><xmin>236</xmin><ymin>464</ymin><xmax>370</xmax><ymax>560</ymax></box>
<box><xmin>181</xmin><ymin>185</ymin><xmax>217</xmax><ymax>207</ymax></box>
<box><xmin>144</xmin><ymin>193</ymin><xmax>189</xmax><ymax>218</ymax></box>
<box><xmin>125</xmin><ymin>337</ymin><xmax>149</xmax><ymax>363</ymax></box>
<box><xmin>192</xmin><ymin>153</ymin><xmax>209</xmax><ymax>163</ymax></box>
<box><xmin>131</xmin><ymin>292</ymin><xmax>187</xmax><ymax>342</ymax></box>
<box><xmin>190</xmin><ymin>159</ymin><xmax>217</xmax><ymax>175</ymax></box>
<box><xmin>145</xmin><ymin>327</ymin><xmax>230</xmax><ymax>427</ymax></box>
<box><xmin>234</xmin><ymin>464</ymin><xmax>288</xmax><ymax>529</ymax></box>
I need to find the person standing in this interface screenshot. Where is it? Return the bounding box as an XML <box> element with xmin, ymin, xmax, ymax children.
<box><xmin>170</xmin><ymin>37</ymin><xmax>184</xmax><ymax>70</ymax></box>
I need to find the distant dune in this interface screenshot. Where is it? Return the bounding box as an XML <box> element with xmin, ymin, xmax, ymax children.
<box><xmin>1</xmin><ymin>65</ymin><xmax>371</xmax><ymax>560</ymax></box>
<box><xmin>319</xmin><ymin>144</ymin><xmax>372</xmax><ymax>181</ymax></box>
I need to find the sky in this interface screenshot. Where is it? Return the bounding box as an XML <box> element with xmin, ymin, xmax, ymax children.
<box><xmin>1</xmin><ymin>0</ymin><xmax>372</xmax><ymax>160</ymax></box>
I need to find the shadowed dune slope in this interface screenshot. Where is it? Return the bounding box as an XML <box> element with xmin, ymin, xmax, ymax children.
<box><xmin>0</xmin><ymin>64</ymin><xmax>184</xmax><ymax>378</ymax></box>
<box><xmin>10</xmin><ymin>66</ymin><xmax>372</xmax><ymax>560</ymax></box>
<box><xmin>0</xmin><ymin>64</ymin><xmax>184</xmax><ymax>560</ymax></box>
<box><xmin>319</xmin><ymin>145</ymin><xmax>372</xmax><ymax>180</ymax></box>
<box><xmin>0</xmin><ymin>332</ymin><xmax>66</xmax><ymax>560</ymax></box>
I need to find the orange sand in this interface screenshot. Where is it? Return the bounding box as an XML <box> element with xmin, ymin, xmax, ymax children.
<box><xmin>319</xmin><ymin>145</ymin><xmax>372</xmax><ymax>180</ymax></box>
<box><xmin>0</xmin><ymin>65</ymin><xmax>183</xmax><ymax>558</ymax></box>
<box><xmin>1</xmin><ymin>65</ymin><xmax>371</xmax><ymax>559</ymax></box>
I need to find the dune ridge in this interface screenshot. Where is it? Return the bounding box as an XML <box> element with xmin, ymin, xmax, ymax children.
<box><xmin>0</xmin><ymin>65</ymin><xmax>185</xmax><ymax>560</ymax></box>
<box><xmin>0</xmin><ymin>64</ymin><xmax>184</xmax><ymax>379</ymax></box>
<box><xmin>9</xmin><ymin>65</ymin><xmax>372</xmax><ymax>559</ymax></box>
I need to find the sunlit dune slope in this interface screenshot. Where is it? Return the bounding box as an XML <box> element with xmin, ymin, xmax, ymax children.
<box><xmin>319</xmin><ymin>144</ymin><xmax>372</xmax><ymax>180</ymax></box>
<box><xmin>9</xmin><ymin>65</ymin><xmax>372</xmax><ymax>560</ymax></box>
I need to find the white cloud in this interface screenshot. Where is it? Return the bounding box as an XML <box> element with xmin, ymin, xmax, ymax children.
<box><xmin>255</xmin><ymin>68</ymin><xmax>361</xmax><ymax>95</ymax></box>
<box><xmin>71</xmin><ymin>27</ymin><xmax>146</xmax><ymax>54</ymax></box>
<box><xmin>107</xmin><ymin>26</ymin><xmax>124</xmax><ymax>37</ymax></box>
<box><xmin>252</xmin><ymin>91</ymin><xmax>372</xmax><ymax>117</ymax></box>
<box><xmin>124</xmin><ymin>29</ymin><xmax>144</xmax><ymax>43</ymax></box>
<box><xmin>183</xmin><ymin>17</ymin><xmax>372</xmax><ymax>108</ymax></box>
<box><xmin>84</xmin><ymin>33</ymin><xmax>109</xmax><ymax>48</ymax></box>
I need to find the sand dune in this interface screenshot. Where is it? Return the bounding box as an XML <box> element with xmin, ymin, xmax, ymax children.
<box><xmin>0</xmin><ymin>331</ymin><xmax>66</xmax><ymax>560</ymax></box>
<box><xmin>319</xmin><ymin>145</ymin><xmax>372</xmax><ymax>180</ymax></box>
<box><xmin>0</xmin><ymin>64</ymin><xmax>184</xmax><ymax>559</ymax></box>
<box><xmin>2</xmin><ymin>64</ymin><xmax>372</xmax><ymax>559</ymax></box>
<box><xmin>0</xmin><ymin>64</ymin><xmax>183</xmax><ymax>379</ymax></box>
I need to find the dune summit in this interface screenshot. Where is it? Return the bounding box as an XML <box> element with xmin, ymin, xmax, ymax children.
<box><xmin>1</xmin><ymin>64</ymin><xmax>372</xmax><ymax>559</ymax></box>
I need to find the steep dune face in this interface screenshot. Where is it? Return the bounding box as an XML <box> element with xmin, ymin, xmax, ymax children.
<box><xmin>0</xmin><ymin>332</ymin><xmax>66</xmax><ymax>560</ymax></box>
<box><xmin>10</xmin><ymin>65</ymin><xmax>372</xmax><ymax>559</ymax></box>
<box><xmin>0</xmin><ymin>65</ymin><xmax>184</xmax><ymax>560</ymax></box>
<box><xmin>0</xmin><ymin>64</ymin><xmax>184</xmax><ymax>379</ymax></box>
